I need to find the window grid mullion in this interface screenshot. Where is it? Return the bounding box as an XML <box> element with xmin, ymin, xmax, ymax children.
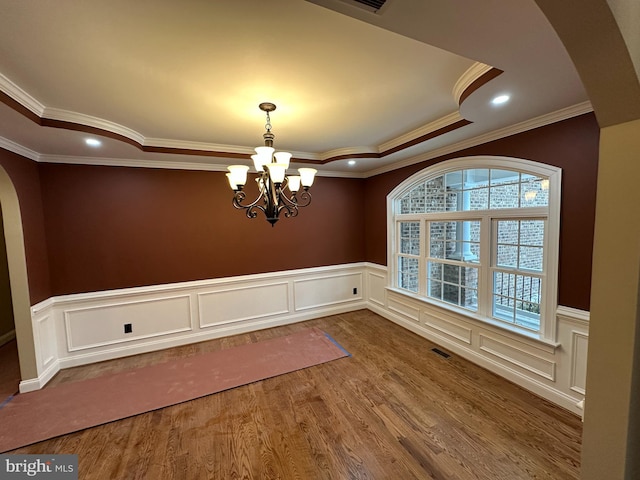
<box><xmin>420</xmin><ymin>218</ymin><xmax>427</xmax><ymax>298</ymax></box>
<box><xmin>477</xmin><ymin>214</ymin><xmax>492</xmax><ymax>318</ymax></box>
<box><xmin>390</xmin><ymin>160</ymin><xmax>558</xmax><ymax>339</ymax></box>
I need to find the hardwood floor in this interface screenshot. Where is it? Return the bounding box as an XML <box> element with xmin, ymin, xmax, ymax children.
<box><xmin>7</xmin><ymin>310</ymin><xmax>582</xmax><ymax>479</ymax></box>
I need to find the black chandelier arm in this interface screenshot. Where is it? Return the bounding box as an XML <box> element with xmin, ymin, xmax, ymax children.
<box><xmin>276</xmin><ymin>177</ymin><xmax>312</xmax><ymax>209</ymax></box>
<box><xmin>263</xmin><ymin>175</ymin><xmax>283</xmax><ymax>222</ymax></box>
<box><xmin>231</xmin><ymin>189</ymin><xmax>267</xmax><ymax>219</ymax></box>
<box><xmin>276</xmin><ymin>188</ymin><xmax>297</xmax><ymax>209</ymax></box>
<box><xmin>231</xmin><ymin>185</ymin><xmax>312</xmax><ymax>220</ymax></box>
<box><xmin>268</xmin><ymin>186</ymin><xmax>312</xmax><ymax>220</ymax></box>
<box><xmin>289</xmin><ymin>188</ymin><xmax>312</xmax><ymax>208</ymax></box>
<box><xmin>274</xmin><ymin>194</ymin><xmax>299</xmax><ymax>219</ymax></box>
<box><xmin>227</xmin><ymin>102</ymin><xmax>318</xmax><ymax>226</ymax></box>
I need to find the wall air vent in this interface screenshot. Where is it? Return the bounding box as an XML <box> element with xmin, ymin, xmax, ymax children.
<box><xmin>339</xmin><ymin>0</ymin><xmax>388</xmax><ymax>14</ymax></box>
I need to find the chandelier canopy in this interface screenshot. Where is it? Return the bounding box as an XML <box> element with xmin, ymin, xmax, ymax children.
<box><xmin>226</xmin><ymin>103</ymin><xmax>317</xmax><ymax>226</ymax></box>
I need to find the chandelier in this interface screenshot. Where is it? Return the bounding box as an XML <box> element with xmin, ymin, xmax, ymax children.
<box><xmin>226</xmin><ymin>103</ymin><xmax>317</xmax><ymax>226</ymax></box>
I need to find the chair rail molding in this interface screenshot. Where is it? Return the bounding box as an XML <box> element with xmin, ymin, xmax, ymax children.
<box><xmin>24</xmin><ymin>261</ymin><xmax>589</xmax><ymax>416</ymax></box>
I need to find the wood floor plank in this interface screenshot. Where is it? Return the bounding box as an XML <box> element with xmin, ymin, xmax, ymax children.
<box><xmin>4</xmin><ymin>310</ymin><xmax>582</xmax><ymax>479</ymax></box>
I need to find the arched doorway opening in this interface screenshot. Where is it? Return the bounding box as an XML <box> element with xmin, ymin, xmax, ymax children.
<box><xmin>0</xmin><ymin>164</ymin><xmax>37</xmax><ymax>387</ymax></box>
<box><xmin>0</xmin><ymin>204</ymin><xmax>20</xmax><ymax>400</ymax></box>
<box><xmin>533</xmin><ymin>2</ymin><xmax>640</xmax><ymax>479</ymax></box>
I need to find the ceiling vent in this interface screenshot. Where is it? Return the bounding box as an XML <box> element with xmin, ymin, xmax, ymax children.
<box><xmin>339</xmin><ymin>0</ymin><xmax>388</xmax><ymax>14</ymax></box>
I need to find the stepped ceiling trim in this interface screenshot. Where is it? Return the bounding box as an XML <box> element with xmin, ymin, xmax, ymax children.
<box><xmin>0</xmin><ymin>1</ymin><xmax>592</xmax><ymax>175</ymax></box>
<box><xmin>0</xmin><ymin>66</ymin><xmax>500</xmax><ymax>166</ymax></box>
<box><xmin>22</xmin><ymin>101</ymin><xmax>592</xmax><ymax>179</ymax></box>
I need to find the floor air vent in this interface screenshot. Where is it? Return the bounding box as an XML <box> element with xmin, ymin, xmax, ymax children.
<box><xmin>431</xmin><ymin>348</ymin><xmax>451</xmax><ymax>359</ymax></box>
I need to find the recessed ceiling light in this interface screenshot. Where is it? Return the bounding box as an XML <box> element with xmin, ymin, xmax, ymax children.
<box><xmin>85</xmin><ymin>138</ymin><xmax>102</xmax><ymax>147</ymax></box>
<box><xmin>348</xmin><ymin>160</ymin><xmax>356</xmax><ymax>166</ymax></box>
<box><xmin>491</xmin><ymin>94</ymin><xmax>510</xmax><ymax>105</ymax></box>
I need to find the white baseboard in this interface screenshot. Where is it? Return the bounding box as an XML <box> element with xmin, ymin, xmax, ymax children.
<box><xmin>19</xmin><ymin>261</ymin><xmax>589</xmax><ymax>418</ymax></box>
<box><xmin>371</xmin><ymin>302</ymin><xmax>583</xmax><ymax>414</ymax></box>
<box><xmin>58</xmin><ymin>301</ymin><xmax>367</xmax><ymax>370</ymax></box>
<box><xmin>19</xmin><ymin>359</ymin><xmax>59</xmax><ymax>393</ymax></box>
<box><xmin>364</xmin><ymin>264</ymin><xmax>588</xmax><ymax>416</ymax></box>
<box><xmin>25</xmin><ymin>264</ymin><xmax>368</xmax><ymax>389</ymax></box>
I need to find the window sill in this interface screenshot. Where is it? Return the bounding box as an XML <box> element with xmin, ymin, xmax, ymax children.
<box><xmin>386</xmin><ymin>287</ymin><xmax>560</xmax><ymax>350</ymax></box>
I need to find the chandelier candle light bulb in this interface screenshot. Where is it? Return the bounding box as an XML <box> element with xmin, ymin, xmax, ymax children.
<box><xmin>298</xmin><ymin>168</ymin><xmax>317</xmax><ymax>187</ymax></box>
<box><xmin>226</xmin><ymin>103</ymin><xmax>317</xmax><ymax>226</ymax></box>
<box><xmin>227</xmin><ymin>165</ymin><xmax>249</xmax><ymax>189</ymax></box>
<box><xmin>273</xmin><ymin>151</ymin><xmax>292</xmax><ymax>168</ymax></box>
<box><xmin>266</xmin><ymin>163</ymin><xmax>287</xmax><ymax>184</ymax></box>
<box><xmin>287</xmin><ymin>175</ymin><xmax>301</xmax><ymax>193</ymax></box>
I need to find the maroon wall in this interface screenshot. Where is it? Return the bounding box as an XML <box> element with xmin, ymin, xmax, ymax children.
<box><xmin>39</xmin><ymin>164</ymin><xmax>365</xmax><ymax>295</ymax></box>
<box><xmin>364</xmin><ymin>113</ymin><xmax>599</xmax><ymax>311</ymax></box>
<box><xmin>0</xmin><ymin>150</ymin><xmax>51</xmax><ymax>304</ymax></box>
<box><xmin>0</xmin><ymin>112</ymin><xmax>599</xmax><ymax>311</ymax></box>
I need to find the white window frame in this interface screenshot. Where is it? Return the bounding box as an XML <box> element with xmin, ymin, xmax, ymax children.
<box><xmin>387</xmin><ymin>156</ymin><xmax>562</xmax><ymax>342</ymax></box>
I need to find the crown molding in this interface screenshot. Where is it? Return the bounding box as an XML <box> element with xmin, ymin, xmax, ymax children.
<box><xmin>5</xmin><ymin>101</ymin><xmax>593</xmax><ymax>177</ymax></box>
<box><xmin>0</xmin><ymin>136</ymin><xmax>39</xmax><ymax>161</ymax></box>
<box><xmin>44</xmin><ymin>108</ymin><xmax>146</xmax><ymax>145</ymax></box>
<box><xmin>372</xmin><ymin>63</ymin><xmax>501</xmax><ymax>157</ymax></box>
<box><xmin>0</xmin><ymin>64</ymin><xmax>497</xmax><ymax>166</ymax></box>
<box><xmin>378</xmin><ymin>111</ymin><xmax>465</xmax><ymax>153</ymax></box>
<box><xmin>453</xmin><ymin>62</ymin><xmax>494</xmax><ymax>104</ymax></box>
<box><xmin>2</xmin><ymin>61</ymin><xmax>583</xmax><ymax>176</ymax></box>
<box><xmin>38</xmin><ymin>155</ymin><xmax>231</xmax><ymax>171</ymax></box>
<box><xmin>319</xmin><ymin>146</ymin><xmax>378</xmax><ymax>160</ymax></box>
<box><xmin>0</xmin><ymin>80</ymin><xmax>373</xmax><ymax>162</ymax></box>
<box><xmin>145</xmin><ymin>139</ymin><xmax>323</xmax><ymax>163</ymax></box>
<box><xmin>0</xmin><ymin>73</ymin><xmax>45</xmax><ymax>117</ymax></box>
<box><xmin>0</xmin><ymin>71</ymin><xmax>482</xmax><ymax>164</ymax></box>
<box><xmin>364</xmin><ymin>101</ymin><xmax>594</xmax><ymax>177</ymax></box>
<box><xmin>144</xmin><ymin>137</ymin><xmax>253</xmax><ymax>155</ymax></box>
<box><xmin>35</xmin><ymin>153</ymin><xmax>363</xmax><ymax>177</ymax></box>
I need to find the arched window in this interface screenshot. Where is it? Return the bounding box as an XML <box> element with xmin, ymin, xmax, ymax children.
<box><xmin>387</xmin><ymin>156</ymin><xmax>561</xmax><ymax>341</ymax></box>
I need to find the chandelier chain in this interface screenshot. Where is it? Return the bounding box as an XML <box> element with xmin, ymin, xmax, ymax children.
<box><xmin>264</xmin><ymin>111</ymin><xmax>272</xmax><ymax>133</ymax></box>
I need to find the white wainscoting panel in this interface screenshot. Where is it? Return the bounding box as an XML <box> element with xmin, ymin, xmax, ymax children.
<box><xmin>422</xmin><ymin>310</ymin><xmax>472</xmax><ymax>345</ymax></box>
<box><xmin>36</xmin><ymin>313</ymin><xmax>56</xmax><ymax>369</ymax></box>
<box><xmin>479</xmin><ymin>333</ymin><xmax>556</xmax><ymax>381</ymax></box>
<box><xmin>198</xmin><ymin>282</ymin><xmax>289</xmax><ymax>327</ymax></box>
<box><xmin>365</xmin><ymin>264</ymin><xmax>589</xmax><ymax>415</ymax></box>
<box><xmin>22</xmin><ymin>261</ymin><xmax>589</xmax><ymax>415</ymax></box>
<box><xmin>294</xmin><ymin>272</ymin><xmax>362</xmax><ymax>311</ymax></box>
<box><xmin>65</xmin><ymin>295</ymin><xmax>192</xmax><ymax>351</ymax></box>
<box><xmin>21</xmin><ymin>309</ymin><xmax>59</xmax><ymax>393</ymax></box>
<box><xmin>25</xmin><ymin>263</ymin><xmax>368</xmax><ymax>390</ymax></box>
<box><xmin>366</xmin><ymin>266</ymin><xmax>387</xmax><ymax>307</ymax></box>
<box><xmin>388</xmin><ymin>296</ymin><xmax>420</xmax><ymax>323</ymax></box>
<box><xmin>556</xmin><ymin>305</ymin><xmax>590</xmax><ymax>403</ymax></box>
<box><xmin>570</xmin><ymin>331</ymin><xmax>589</xmax><ymax>395</ymax></box>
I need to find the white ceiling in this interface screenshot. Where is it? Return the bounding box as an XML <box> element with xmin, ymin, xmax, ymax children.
<box><xmin>0</xmin><ymin>0</ymin><xmax>590</xmax><ymax>177</ymax></box>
